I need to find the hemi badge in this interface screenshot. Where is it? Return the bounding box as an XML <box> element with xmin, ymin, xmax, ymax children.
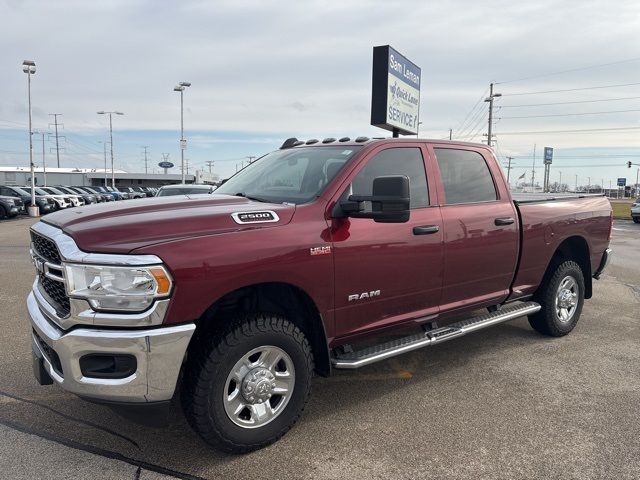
<box><xmin>231</xmin><ymin>211</ymin><xmax>280</xmax><ymax>224</ymax></box>
<box><xmin>310</xmin><ymin>246</ymin><xmax>332</xmax><ymax>256</ymax></box>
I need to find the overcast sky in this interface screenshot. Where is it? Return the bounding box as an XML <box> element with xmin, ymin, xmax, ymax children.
<box><xmin>1</xmin><ymin>0</ymin><xmax>640</xmax><ymax>185</ymax></box>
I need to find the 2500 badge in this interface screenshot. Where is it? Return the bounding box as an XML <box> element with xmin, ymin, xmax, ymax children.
<box><xmin>231</xmin><ymin>211</ymin><xmax>280</xmax><ymax>224</ymax></box>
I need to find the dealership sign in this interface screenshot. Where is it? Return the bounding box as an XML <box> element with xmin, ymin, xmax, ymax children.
<box><xmin>543</xmin><ymin>147</ymin><xmax>553</xmax><ymax>165</ymax></box>
<box><xmin>158</xmin><ymin>161</ymin><xmax>174</xmax><ymax>169</ymax></box>
<box><xmin>371</xmin><ymin>45</ymin><xmax>421</xmax><ymax>135</ymax></box>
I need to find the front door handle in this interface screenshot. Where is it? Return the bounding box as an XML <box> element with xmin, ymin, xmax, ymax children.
<box><xmin>494</xmin><ymin>217</ymin><xmax>515</xmax><ymax>226</ymax></box>
<box><xmin>413</xmin><ymin>225</ymin><xmax>440</xmax><ymax>235</ymax></box>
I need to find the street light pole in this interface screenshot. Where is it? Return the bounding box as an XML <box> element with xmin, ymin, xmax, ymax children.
<box><xmin>174</xmin><ymin>82</ymin><xmax>191</xmax><ymax>184</ymax></box>
<box><xmin>97</xmin><ymin>111</ymin><xmax>124</xmax><ymax>188</ymax></box>
<box><xmin>22</xmin><ymin>60</ymin><xmax>37</xmax><ymax>216</ymax></box>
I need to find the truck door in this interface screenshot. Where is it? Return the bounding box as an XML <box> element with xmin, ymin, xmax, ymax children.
<box><xmin>330</xmin><ymin>145</ymin><xmax>444</xmax><ymax>339</ymax></box>
<box><xmin>430</xmin><ymin>145</ymin><xmax>519</xmax><ymax>310</ymax></box>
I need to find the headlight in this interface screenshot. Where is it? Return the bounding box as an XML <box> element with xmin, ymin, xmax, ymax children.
<box><xmin>64</xmin><ymin>264</ymin><xmax>172</xmax><ymax>312</ymax></box>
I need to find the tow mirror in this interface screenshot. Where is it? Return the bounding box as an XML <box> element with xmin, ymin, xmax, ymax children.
<box><xmin>337</xmin><ymin>175</ymin><xmax>410</xmax><ymax>223</ymax></box>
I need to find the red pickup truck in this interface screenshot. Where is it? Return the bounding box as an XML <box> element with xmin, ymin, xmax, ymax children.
<box><xmin>27</xmin><ymin>137</ymin><xmax>612</xmax><ymax>453</ymax></box>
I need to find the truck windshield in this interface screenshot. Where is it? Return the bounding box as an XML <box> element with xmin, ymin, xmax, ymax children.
<box><xmin>215</xmin><ymin>146</ymin><xmax>360</xmax><ymax>205</ymax></box>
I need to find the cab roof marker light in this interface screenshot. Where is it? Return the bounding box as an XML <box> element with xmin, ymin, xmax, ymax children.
<box><xmin>280</xmin><ymin>137</ymin><xmax>299</xmax><ymax>149</ymax></box>
<box><xmin>355</xmin><ymin>136</ymin><xmax>370</xmax><ymax>143</ymax></box>
<box><xmin>322</xmin><ymin>138</ymin><xmax>336</xmax><ymax>143</ymax></box>
<box><xmin>305</xmin><ymin>139</ymin><xmax>319</xmax><ymax>145</ymax></box>
<box><xmin>292</xmin><ymin>140</ymin><xmax>305</xmax><ymax>146</ymax></box>
<box><xmin>339</xmin><ymin>137</ymin><xmax>350</xmax><ymax>142</ymax></box>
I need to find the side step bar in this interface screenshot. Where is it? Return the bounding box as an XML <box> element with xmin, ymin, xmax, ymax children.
<box><xmin>331</xmin><ymin>301</ymin><xmax>540</xmax><ymax>369</ymax></box>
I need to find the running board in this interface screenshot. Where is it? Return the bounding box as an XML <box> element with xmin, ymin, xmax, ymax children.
<box><xmin>331</xmin><ymin>301</ymin><xmax>540</xmax><ymax>369</ymax></box>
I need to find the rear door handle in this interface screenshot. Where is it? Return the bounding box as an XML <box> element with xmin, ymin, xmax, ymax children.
<box><xmin>494</xmin><ymin>217</ymin><xmax>515</xmax><ymax>226</ymax></box>
<box><xmin>413</xmin><ymin>225</ymin><xmax>440</xmax><ymax>235</ymax></box>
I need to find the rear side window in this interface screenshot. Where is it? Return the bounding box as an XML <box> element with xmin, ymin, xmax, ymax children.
<box><xmin>350</xmin><ymin>147</ymin><xmax>429</xmax><ymax>208</ymax></box>
<box><xmin>434</xmin><ymin>148</ymin><xmax>497</xmax><ymax>204</ymax></box>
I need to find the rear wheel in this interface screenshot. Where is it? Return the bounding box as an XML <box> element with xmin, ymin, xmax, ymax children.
<box><xmin>182</xmin><ymin>313</ymin><xmax>313</xmax><ymax>453</ymax></box>
<box><xmin>529</xmin><ymin>260</ymin><xmax>585</xmax><ymax>337</ymax></box>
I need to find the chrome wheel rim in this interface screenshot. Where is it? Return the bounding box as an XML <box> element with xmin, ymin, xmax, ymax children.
<box><xmin>555</xmin><ymin>275</ymin><xmax>578</xmax><ymax>323</ymax></box>
<box><xmin>223</xmin><ymin>346</ymin><xmax>295</xmax><ymax>429</ymax></box>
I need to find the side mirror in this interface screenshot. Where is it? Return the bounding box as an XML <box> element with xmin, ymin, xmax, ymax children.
<box><xmin>337</xmin><ymin>175</ymin><xmax>410</xmax><ymax>223</ymax></box>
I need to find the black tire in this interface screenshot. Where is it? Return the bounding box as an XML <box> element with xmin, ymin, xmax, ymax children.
<box><xmin>633</xmin><ymin>217</ymin><xmax>640</xmax><ymax>224</ymax></box>
<box><xmin>0</xmin><ymin>205</ymin><xmax>7</xmax><ymax>219</ymax></box>
<box><xmin>182</xmin><ymin>313</ymin><xmax>314</xmax><ymax>453</ymax></box>
<box><xmin>528</xmin><ymin>260</ymin><xmax>585</xmax><ymax>337</ymax></box>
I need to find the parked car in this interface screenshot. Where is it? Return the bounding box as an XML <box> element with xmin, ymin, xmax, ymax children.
<box><xmin>26</xmin><ymin>187</ymin><xmax>71</xmax><ymax>210</ymax></box>
<box><xmin>120</xmin><ymin>187</ymin><xmax>146</xmax><ymax>199</ymax></box>
<box><xmin>156</xmin><ymin>184</ymin><xmax>215</xmax><ymax>196</ymax></box>
<box><xmin>105</xmin><ymin>186</ymin><xmax>129</xmax><ymax>200</ymax></box>
<box><xmin>26</xmin><ymin>137</ymin><xmax>612</xmax><ymax>453</ymax></box>
<box><xmin>0</xmin><ymin>185</ymin><xmax>54</xmax><ymax>214</ymax></box>
<box><xmin>0</xmin><ymin>195</ymin><xmax>21</xmax><ymax>218</ymax></box>
<box><xmin>63</xmin><ymin>186</ymin><xmax>100</xmax><ymax>203</ymax></box>
<box><xmin>51</xmin><ymin>186</ymin><xmax>94</xmax><ymax>205</ymax></box>
<box><xmin>138</xmin><ymin>187</ymin><xmax>155</xmax><ymax>197</ymax></box>
<box><xmin>97</xmin><ymin>186</ymin><xmax>123</xmax><ymax>200</ymax></box>
<box><xmin>631</xmin><ymin>198</ymin><xmax>639</xmax><ymax>223</ymax></box>
<box><xmin>80</xmin><ymin>186</ymin><xmax>114</xmax><ymax>202</ymax></box>
<box><xmin>40</xmin><ymin>187</ymin><xmax>85</xmax><ymax>207</ymax></box>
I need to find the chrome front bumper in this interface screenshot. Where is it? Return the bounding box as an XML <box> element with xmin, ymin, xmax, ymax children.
<box><xmin>28</xmin><ymin>291</ymin><xmax>195</xmax><ymax>403</ymax></box>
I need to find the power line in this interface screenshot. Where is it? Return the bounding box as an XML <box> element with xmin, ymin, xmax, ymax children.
<box><xmin>497</xmin><ymin>56</ymin><xmax>640</xmax><ymax>84</ymax></box>
<box><xmin>500</xmin><ymin>95</ymin><xmax>640</xmax><ymax>108</ymax></box>
<box><xmin>452</xmin><ymin>86</ymin><xmax>490</xmax><ymax>134</ymax></box>
<box><xmin>499</xmin><ymin>108</ymin><xmax>640</xmax><ymax>119</ymax></box>
<box><xmin>494</xmin><ymin>126</ymin><xmax>640</xmax><ymax>135</ymax></box>
<box><xmin>502</xmin><ymin>81</ymin><xmax>640</xmax><ymax>96</ymax></box>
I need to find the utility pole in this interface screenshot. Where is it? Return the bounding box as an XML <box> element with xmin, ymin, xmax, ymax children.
<box><xmin>48</xmin><ymin>113</ymin><xmax>63</xmax><ymax>168</ymax></box>
<box><xmin>97</xmin><ymin>111</ymin><xmax>124</xmax><ymax>188</ymax></box>
<box><xmin>33</xmin><ymin>130</ymin><xmax>47</xmax><ymax>186</ymax></box>
<box><xmin>205</xmin><ymin>160</ymin><xmax>214</xmax><ymax>173</ymax></box>
<box><xmin>247</xmin><ymin>156</ymin><xmax>256</xmax><ymax>164</ymax></box>
<box><xmin>161</xmin><ymin>153</ymin><xmax>170</xmax><ymax>175</ymax></box>
<box><xmin>587</xmin><ymin>176</ymin><xmax>591</xmax><ymax>193</ymax></box>
<box><xmin>559</xmin><ymin>171</ymin><xmax>562</xmax><ymax>192</ymax></box>
<box><xmin>99</xmin><ymin>141</ymin><xmax>108</xmax><ymax>186</ymax></box>
<box><xmin>531</xmin><ymin>144</ymin><xmax>537</xmax><ymax>192</ymax></box>
<box><xmin>505</xmin><ymin>156</ymin><xmax>514</xmax><ymax>185</ymax></box>
<box><xmin>484</xmin><ymin>83</ymin><xmax>502</xmax><ymax>147</ymax></box>
<box><xmin>449</xmin><ymin>128</ymin><xmax>453</xmax><ymax>140</ymax></box>
<box><xmin>142</xmin><ymin>146</ymin><xmax>150</xmax><ymax>174</ymax></box>
<box><xmin>575</xmin><ymin>174</ymin><xmax>578</xmax><ymax>192</ymax></box>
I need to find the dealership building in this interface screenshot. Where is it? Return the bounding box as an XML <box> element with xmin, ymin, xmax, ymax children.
<box><xmin>0</xmin><ymin>166</ymin><xmax>219</xmax><ymax>188</ymax></box>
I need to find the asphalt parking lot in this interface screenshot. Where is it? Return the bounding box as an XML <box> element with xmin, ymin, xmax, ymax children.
<box><xmin>0</xmin><ymin>217</ymin><xmax>639</xmax><ymax>479</ymax></box>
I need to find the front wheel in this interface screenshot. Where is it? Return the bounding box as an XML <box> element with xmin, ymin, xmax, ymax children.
<box><xmin>633</xmin><ymin>217</ymin><xmax>640</xmax><ymax>224</ymax></box>
<box><xmin>529</xmin><ymin>260</ymin><xmax>585</xmax><ymax>337</ymax></box>
<box><xmin>182</xmin><ymin>313</ymin><xmax>313</xmax><ymax>453</ymax></box>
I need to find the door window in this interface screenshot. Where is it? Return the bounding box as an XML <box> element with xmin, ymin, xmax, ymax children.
<box><xmin>348</xmin><ymin>147</ymin><xmax>429</xmax><ymax>209</ymax></box>
<box><xmin>435</xmin><ymin>148</ymin><xmax>497</xmax><ymax>204</ymax></box>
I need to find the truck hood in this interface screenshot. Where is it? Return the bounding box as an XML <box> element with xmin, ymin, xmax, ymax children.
<box><xmin>42</xmin><ymin>194</ymin><xmax>295</xmax><ymax>253</ymax></box>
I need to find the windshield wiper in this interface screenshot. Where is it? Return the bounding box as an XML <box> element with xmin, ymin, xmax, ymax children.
<box><xmin>234</xmin><ymin>192</ymin><xmax>271</xmax><ymax>203</ymax></box>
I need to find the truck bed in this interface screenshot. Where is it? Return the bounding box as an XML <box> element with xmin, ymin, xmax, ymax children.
<box><xmin>511</xmin><ymin>192</ymin><xmax>606</xmax><ymax>204</ymax></box>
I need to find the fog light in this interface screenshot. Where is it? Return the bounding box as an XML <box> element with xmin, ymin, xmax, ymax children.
<box><xmin>79</xmin><ymin>354</ymin><xmax>137</xmax><ymax>379</ymax></box>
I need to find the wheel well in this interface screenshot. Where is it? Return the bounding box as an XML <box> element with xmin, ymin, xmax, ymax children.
<box><xmin>191</xmin><ymin>283</ymin><xmax>331</xmax><ymax>376</ymax></box>
<box><xmin>544</xmin><ymin>236</ymin><xmax>592</xmax><ymax>299</ymax></box>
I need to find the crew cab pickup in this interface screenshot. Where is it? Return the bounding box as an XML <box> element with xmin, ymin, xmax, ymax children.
<box><xmin>27</xmin><ymin>137</ymin><xmax>612</xmax><ymax>453</ymax></box>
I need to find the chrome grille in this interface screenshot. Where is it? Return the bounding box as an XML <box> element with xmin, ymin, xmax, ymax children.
<box><xmin>31</xmin><ymin>229</ymin><xmax>70</xmax><ymax>317</ymax></box>
<box><xmin>39</xmin><ymin>274</ymin><xmax>70</xmax><ymax>317</ymax></box>
<box><xmin>30</xmin><ymin>231</ymin><xmax>61</xmax><ymax>264</ymax></box>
